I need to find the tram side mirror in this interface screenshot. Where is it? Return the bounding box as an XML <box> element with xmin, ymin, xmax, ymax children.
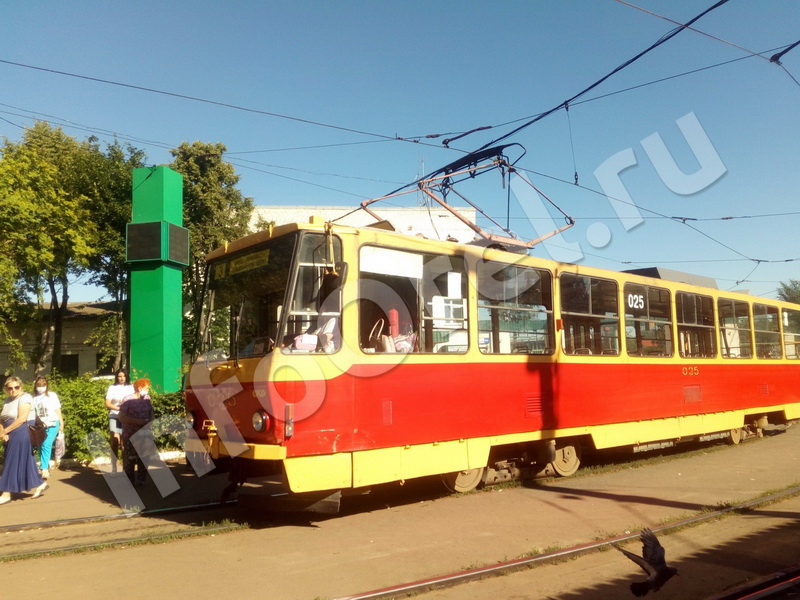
<box><xmin>319</xmin><ymin>262</ymin><xmax>348</xmax><ymax>311</ymax></box>
<box><xmin>333</xmin><ymin>261</ymin><xmax>347</xmax><ymax>283</ymax></box>
<box><xmin>322</xmin><ymin>263</ymin><xmax>347</xmax><ymax>291</ymax></box>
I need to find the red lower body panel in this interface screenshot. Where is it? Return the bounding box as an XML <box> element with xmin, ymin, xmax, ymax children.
<box><xmin>282</xmin><ymin>360</ymin><xmax>799</xmax><ymax>456</ymax></box>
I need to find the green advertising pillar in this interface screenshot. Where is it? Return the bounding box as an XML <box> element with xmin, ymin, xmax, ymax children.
<box><xmin>125</xmin><ymin>166</ymin><xmax>189</xmax><ymax>393</ymax></box>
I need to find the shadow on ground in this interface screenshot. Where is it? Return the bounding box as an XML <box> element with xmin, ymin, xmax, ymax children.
<box><xmin>530</xmin><ymin>516</ymin><xmax>800</xmax><ymax>599</ymax></box>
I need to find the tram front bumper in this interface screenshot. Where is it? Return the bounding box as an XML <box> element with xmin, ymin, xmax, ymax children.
<box><xmin>187</xmin><ymin>427</ymin><xmax>287</xmax><ymax>461</ymax></box>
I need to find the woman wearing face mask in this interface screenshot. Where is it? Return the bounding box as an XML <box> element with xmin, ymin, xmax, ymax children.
<box><xmin>1</xmin><ymin>377</ymin><xmax>47</xmax><ymax>504</ymax></box>
<box><xmin>118</xmin><ymin>378</ymin><xmax>154</xmax><ymax>487</ymax></box>
<box><xmin>105</xmin><ymin>370</ymin><xmax>133</xmax><ymax>473</ymax></box>
<box><xmin>32</xmin><ymin>376</ymin><xmax>64</xmax><ymax>479</ymax></box>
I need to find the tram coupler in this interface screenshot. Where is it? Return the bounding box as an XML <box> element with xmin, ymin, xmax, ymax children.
<box><xmin>202</xmin><ymin>420</ymin><xmax>220</xmax><ymax>459</ymax></box>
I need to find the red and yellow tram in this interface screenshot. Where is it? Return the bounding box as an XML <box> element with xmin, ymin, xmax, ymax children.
<box><xmin>183</xmin><ymin>216</ymin><xmax>800</xmax><ymax>509</ymax></box>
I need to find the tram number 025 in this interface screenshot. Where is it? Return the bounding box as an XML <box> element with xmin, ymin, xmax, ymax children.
<box><xmin>682</xmin><ymin>366</ymin><xmax>700</xmax><ymax>376</ymax></box>
<box><xmin>627</xmin><ymin>294</ymin><xmax>645</xmax><ymax>310</ymax></box>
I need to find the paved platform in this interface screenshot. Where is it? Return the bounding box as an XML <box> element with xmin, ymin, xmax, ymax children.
<box><xmin>0</xmin><ymin>427</ymin><xmax>798</xmax><ymax>599</ymax></box>
<box><xmin>0</xmin><ymin>458</ymin><xmax>231</xmax><ymax>529</ymax></box>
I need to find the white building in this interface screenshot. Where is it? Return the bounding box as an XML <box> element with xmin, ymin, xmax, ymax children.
<box><xmin>0</xmin><ymin>302</ymin><xmax>118</xmax><ymax>379</ymax></box>
<box><xmin>251</xmin><ymin>205</ymin><xmax>479</xmax><ymax>244</ymax></box>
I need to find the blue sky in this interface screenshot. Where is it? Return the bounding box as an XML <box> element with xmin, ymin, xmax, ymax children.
<box><xmin>1</xmin><ymin>1</ymin><xmax>798</xmax><ymax>301</ymax></box>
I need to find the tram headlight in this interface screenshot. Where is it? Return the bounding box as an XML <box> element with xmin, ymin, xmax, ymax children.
<box><xmin>252</xmin><ymin>410</ymin><xmax>271</xmax><ymax>433</ymax></box>
<box><xmin>186</xmin><ymin>411</ymin><xmax>196</xmax><ymax>429</ymax></box>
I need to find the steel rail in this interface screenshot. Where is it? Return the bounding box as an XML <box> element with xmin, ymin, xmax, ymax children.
<box><xmin>0</xmin><ymin>521</ymin><xmax>243</xmax><ymax>562</ymax></box>
<box><xmin>704</xmin><ymin>566</ymin><xmax>800</xmax><ymax>600</ymax></box>
<box><xmin>334</xmin><ymin>484</ymin><xmax>800</xmax><ymax>600</ymax></box>
<box><xmin>0</xmin><ymin>499</ymin><xmax>236</xmax><ymax>535</ymax></box>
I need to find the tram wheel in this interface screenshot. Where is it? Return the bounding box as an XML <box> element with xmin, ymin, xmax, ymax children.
<box><xmin>727</xmin><ymin>427</ymin><xmax>744</xmax><ymax>445</ymax></box>
<box><xmin>549</xmin><ymin>443</ymin><xmax>581</xmax><ymax>477</ymax></box>
<box><xmin>441</xmin><ymin>467</ymin><xmax>485</xmax><ymax>493</ymax></box>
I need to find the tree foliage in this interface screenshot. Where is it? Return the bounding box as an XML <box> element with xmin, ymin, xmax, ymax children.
<box><xmin>777</xmin><ymin>279</ymin><xmax>800</xmax><ymax>305</ymax></box>
<box><xmin>1</xmin><ymin>128</ymin><xmax>254</xmax><ymax>375</ymax></box>
<box><xmin>0</xmin><ymin>123</ymin><xmax>147</xmax><ymax>373</ymax></box>
<box><xmin>0</xmin><ymin>122</ymin><xmax>98</xmax><ymax>372</ymax></box>
<box><xmin>78</xmin><ymin>138</ymin><xmax>147</xmax><ymax>370</ymax></box>
<box><xmin>169</xmin><ymin>141</ymin><xmax>254</xmax><ymax>357</ymax></box>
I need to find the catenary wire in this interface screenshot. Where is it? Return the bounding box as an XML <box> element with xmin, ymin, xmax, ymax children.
<box><xmin>0</xmin><ymin>58</ymin><xmax>445</xmax><ymax>150</ymax></box>
<box><xmin>612</xmin><ymin>0</ymin><xmax>775</xmax><ymax>62</ymax></box>
<box><xmin>1</xmin><ymin>6</ymin><xmax>795</xmax><ymax>288</ymax></box>
<box><xmin>472</xmin><ymin>0</ymin><xmax>732</xmax><ymax>153</ymax></box>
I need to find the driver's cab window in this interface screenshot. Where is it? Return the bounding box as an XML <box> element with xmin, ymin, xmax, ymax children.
<box><xmin>282</xmin><ymin>233</ymin><xmax>344</xmax><ymax>353</ymax></box>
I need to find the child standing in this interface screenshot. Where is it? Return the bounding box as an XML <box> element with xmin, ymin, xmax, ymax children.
<box><xmin>32</xmin><ymin>376</ymin><xmax>63</xmax><ymax>479</ymax></box>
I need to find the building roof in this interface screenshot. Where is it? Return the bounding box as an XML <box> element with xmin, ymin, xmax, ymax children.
<box><xmin>63</xmin><ymin>301</ymin><xmax>119</xmax><ymax>319</ymax></box>
<box><xmin>623</xmin><ymin>267</ymin><xmax>718</xmax><ymax>289</ymax></box>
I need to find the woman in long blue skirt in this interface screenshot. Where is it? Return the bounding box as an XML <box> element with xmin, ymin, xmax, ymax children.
<box><xmin>1</xmin><ymin>376</ymin><xmax>47</xmax><ymax>504</ymax></box>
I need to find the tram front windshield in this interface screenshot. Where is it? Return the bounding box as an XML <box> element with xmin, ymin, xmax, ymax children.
<box><xmin>198</xmin><ymin>231</ymin><xmax>343</xmax><ymax>361</ymax></box>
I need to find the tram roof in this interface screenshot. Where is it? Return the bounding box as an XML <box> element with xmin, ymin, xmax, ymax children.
<box><xmin>204</xmin><ymin>218</ymin><xmax>800</xmax><ymax>308</ymax></box>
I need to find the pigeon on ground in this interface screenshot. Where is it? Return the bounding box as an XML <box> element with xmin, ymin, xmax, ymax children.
<box><xmin>613</xmin><ymin>528</ymin><xmax>679</xmax><ymax>597</ymax></box>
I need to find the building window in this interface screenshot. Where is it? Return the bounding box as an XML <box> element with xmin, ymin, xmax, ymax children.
<box><xmin>60</xmin><ymin>354</ymin><xmax>80</xmax><ymax>377</ymax></box>
<box><xmin>96</xmin><ymin>353</ymin><xmax>116</xmax><ymax>376</ymax></box>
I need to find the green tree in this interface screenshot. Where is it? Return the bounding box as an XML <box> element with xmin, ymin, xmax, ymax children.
<box><xmin>0</xmin><ymin>257</ymin><xmax>30</xmax><ymax>372</ymax></box>
<box><xmin>169</xmin><ymin>141</ymin><xmax>253</xmax><ymax>357</ymax></box>
<box><xmin>79</xmin><ymin>138</ymin><xmax>147</xmax><ymax>370</ymax></box>
<box><xmin>0</xmin><ymin>124</ymin><xmax>147</xmax><ymax>374</ymax></box>
<box><xmin>0</xmin><ymin>122</ymin><xmax>98</xmax><ymax>373</ymax></box>
<box><xmin>777</xmin><ymin>279</ymin><xmax>800</xmax><ymax>304</ymax></box>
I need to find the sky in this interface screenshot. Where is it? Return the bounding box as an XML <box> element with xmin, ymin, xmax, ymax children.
<box><xmin>1</xmin><ymin>0</ymin><xmax>798</xmax><ymax>302</ymax></box>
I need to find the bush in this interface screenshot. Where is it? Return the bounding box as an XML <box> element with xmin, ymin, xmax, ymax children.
<box><xmin>53</xmin><ymin>376</ymin><xmax>111</xmax><ymax>462</ymax></box>
<box><xmin>1</xmin><ymin>375</ymin><xmax>187</xmax><ymax>465</ymax></box>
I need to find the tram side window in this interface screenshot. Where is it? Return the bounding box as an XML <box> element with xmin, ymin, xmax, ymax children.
<box><xmin>753</xmin><ymin>303</ymin><xmax>782</xmax><ymax>359</ymax></box>
<box><xmin>358</xmin><ymin>246</ymin><xmax>468</xmax><ymax>353</ymax></box>
<box><xmin>559</xmin><ymin>273</ymin><xmax>619</xmax><ymax>355</ymax></box>
<box><xmin>422</xmin><ymin>254</ymin><xmax>468</xmax><ymax>353</ymax></box>
<box><xmin>676</xmin><ymin>292</ymin><xmax>716</xmax><ymax>358</ymax></box>
<box><xmin>718</xmin><ymin>298</ymin><xmax>753</xmax><ymax>359</ymax></box>
<box><xmin>624</xmin><ymin>283</ymin><xmax>673</xmax><ymax>357</ymax></box>
<box><xmin>477</xmin><ymin>261</ymin><xmax>554</xmax><ymax>354</ymax></box>
<box><xmin>783</xmin><ymin>308</ymin><xmax>800</xmax><ymax>359</ymax></box>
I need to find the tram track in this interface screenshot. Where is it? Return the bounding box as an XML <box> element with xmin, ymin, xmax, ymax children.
<box><xmin>0</xmin><ymin>500</ymin><xmax>241</xmax><ymax>562</ymax></box>
<box><xmin>0</xmin><ymin>428</ymin><xmax>798</xmax><ymax>599</ymax></box>
<box><xmin>0</xmin><ymin>520</ymin><xmax>245</xmax><ymax>562</ymax></box>
<box><xmin>334</xmin><ymin>484</ymin><xmax>800</xmax><ymax>600</ymax></box>
<box><xmin>1</xmin><ymin>430</ymin><xmax>797</xmax><ymax>593</ymax></box>
<box><xmin>0</xmin><ymin>498</ymin><xmax>237</xmax><ymax>535</ymax></box>
<box><xmin>0</xmin><ymin>430</ymin><xmax>771</xmax><ymax>541</ymax></box>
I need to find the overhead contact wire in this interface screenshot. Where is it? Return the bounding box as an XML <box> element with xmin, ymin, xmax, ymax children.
<box><xmin>475</xmin><ymin>0</ymin><xmax>731</xmax><ymax>152</ymax></box>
